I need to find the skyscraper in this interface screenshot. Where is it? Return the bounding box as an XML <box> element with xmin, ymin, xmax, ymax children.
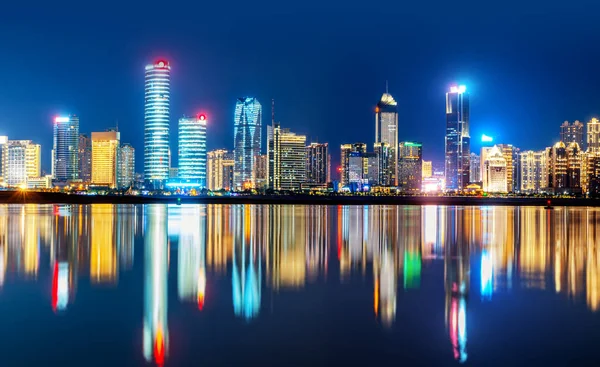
<box><xmin>53</xmin><ymin>115</ymin><xmax>79</xmax><ymax>182</ymax></box>
<box><xmin>588</xmin><ymin>118</ymin><xmax>600</xmax><ymax>154</ymax></box>
<box><xmin>445</xmin><ymin>85</ymin><xmax>470</xmax><ymax>190</ymax></box>
<box><xmin>144</xmin><ymin>60</ymin><xmax>170</xmax><ymax>189</ymax></box>
<box><xmin>469</xmin><ymin>153</ymin><xmax>481</xmax><ymax>182</ymax></box>
<box><xmin>340</xmin><ymin>143</ymin><xmax>366</xmax><ymax>187</ymax></box>
<box><xmin>305</xmin><ymin>142</ymin><xmax>330</xmax><ymax>185</ymax></box>
<box><xmin>2</xmin><ymin>140</ymin><xmax>41</xmax><ymax>187</ymax></box>
<box><xmin>375</xmin><ymin>92</ymin><xmax>398</xmax><ymax>186</ymax></box>
<box><xmin>422</xmin><ymin>160</ymin><xmax>432</xmax><ymax>179</ymax></box>
<box><xmin>233</xmin><ymin>97</ymin><xmax>262</xmax><ymax>190</ymax></box>
<box><xmin>482</xmin><ymin>146</ymin><xmax>507</xmax><ymax>193</ymax></box>
<box><xmin>78</xmin><ymin>134</ymin><xmax>92</xmax><ymax>182</ymax></box>
<box><xmin>560</xmin><ymin>120</ymin><xmax>584</xmax><ymax>148</ymax></box>
<box><xmin>373</xmin><ymin>142</ymin><xmax>391</xmax><ymax>186</ymax></box>
<box><xmin>398</xmin><ymin>142</ymin><xmax>422</xmax><ymax>193</ymax></box>
<box><xmin>178</xmin><ymin>115</ymin><xmax>207</xmax><ymax>187</ymax></box>
<box><xmin>520</xmin><ymin>150</ymin><xmax>547</xmax><ymax>193</ymax></box>
<box><xmin>207</xmin><ymin>149</ymin><xmax>234</xmax><ymax>191</ymax></box>
<box><xmin>253</xmin><ymin>154</ymin><xmax>268</xmax><ymax>189</ymax></box>
<box><xmin>267</xmin><ymin>124</ymin><xmax>306</xmax><ymax>191</ymax></box>
<box><xmin>496</xmin><ymin>144</ymin><xmax>515</xmax><ymax>192</ymax></box>
<box><xmin>91</xmin><ymin>131</ymin><xmax>120</xmax><ymax>188</ymax></box>
<box><xmin>118</xmin><ymin>143</ymin><xmax>135</xmax><ymax>189</ymax></box>
<box><xmin>548</xmin><ymin>142</ymin><xmax>568</xmax><ymax>190</ymax></box>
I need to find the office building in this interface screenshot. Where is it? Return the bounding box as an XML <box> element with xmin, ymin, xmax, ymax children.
<box><xmin>253</xmin><ymin>154</ymin><xmax>268</xmax><ymax>189</ymax></box>
<box><xmin>26</xmin><ymin>175</ymin><xmax>52</xmax><ymax>189</ymax></box>
<box><xmin>588</xmin><ymin>118</ymin><xmax>600</xmax><ymax>154</ymax></box>
<box><xmin>469</xmin><ymin>153</ymin><xmax>480</xmax><ymax>182</ymax></box>
<box><xmin>340</xmin><ymin>143</ymin><xmax>367</xmax><ymax>187</ymax></box>
<box><xmin>482</xmin><ymin>146</ymin><xmax>507</xmax><ymax>193</ymax></box>
<box><xmin>207</xmin><ymin>149</ymin><xmax>234</xmax><ymax>191</ymax></box>
<box><xmin>91</xmin><ymin>131</ymin><xmax>120</xmax><ymax>188</ymax></box>
<box><xmin>496</xmin><ymin>144</ymin><xmax>515</xmax><ymax>192</ymax></box>
<box><xmin>78</xmin><ymin>134</ymin><xmax>92</xmax><ymax>182</ymax></box>
<box><xmin>144</xmin><ymin>60</ymin><xmax>171</xmax><ymax>189</ymax></box>
<box><xmin>2</xmin><ymin>140</ymin><xmax>41</xmax><ymax>187</ymax></box>
<box><xmin>422</xmin><ymin>160</ymin><xmax>432</xmax><ymax>179</ymax></box>
<box><xmin>178</xmin><ymin>115</ymin><xmax>207</xmax><ymax>187</ymax></box>
<box><xmin>267</xmin><ymin>124</ymin><xmax>306</xmax><ymax>191</ymax></box>
<box><xmin>548</xmin><ymin>142</ymin><xmax>568</xmax><ymax>190</ymax></box>
<box><xmin>520</xmin><ymin>150</ymin><xmax>547</xmax><ymax>193</ymax></box>
<box><xmin>365</xmin><ymin>153</ymin><xmax>379</xmax><ymax>185</ymax></box>
<box><xmin>566</xmin><ymin>142</ymin><xmax>582</xmax><ymax>193</ymax></box>
<box><xmin>53</xmin><ymin>115</ymin><xmax>79</xmax><ymax>182</ymax></box>
<box><xmin>560</xmin><ymin>120</ymin><xmax>584</xmax><ymax>148</ymax></box>
<box><xmin>398</xmin><ymin>142</ymin><xmax>422</xmax><ymax>193</ymax></box>
<box><xmin>373</xmin><ymin>142</ymin><xmax>391</xmax><ymax>185</ymax></box>
<box><xmin>233</xmin><ymin>97</ymin><xmax>262</xmax><ymax>190</ymax></box>
<box><xmin>375</xmin><ymin>91</ymin><xmax>398</xmax><ymax>185</ymax></box>
<box><xmin>444</xmin><ymin>85</ymin><xmax>470</xmax><ymax>190</ymax></box>
<box><xmin>118</xmin><ymin>143</ymin><xmax>135</xmax><ymax>189</ymax></box>
<box><xmin>305</xmin><ymin>143</ymin><xmax>330</xmax><ymax>185</ymax></box>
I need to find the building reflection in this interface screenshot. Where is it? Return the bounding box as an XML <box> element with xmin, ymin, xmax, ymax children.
<box><xmin>175</xmin><ymin>205</ymin><xmax>206</xmax><ymax>309</ymax></box>
<box><xmin>90</xmin><ymin>204</ymin><xmax>117</xmax><ymax>284</ymax></box>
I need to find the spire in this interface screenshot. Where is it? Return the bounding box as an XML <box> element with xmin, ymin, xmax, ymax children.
<box><xmin>271</xmin><ymin>98</ymin><xmax>275</xmax><ymax>127</ymax></box>
<box><xmin>385</xmin><ymin>80</ymin><xmax>389</xmax><ymax>94</ymax></box>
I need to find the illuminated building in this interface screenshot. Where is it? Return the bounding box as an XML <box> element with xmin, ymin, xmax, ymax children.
<box><xmin>348</xmin><ymin>152</ymin><xmax>367</xmax><ymax>189</ymax></box>
<box><xmin>482</xmin><ymin>146</ymin><xmax>507</xmax><ymax>193</ymax></box>
<box><xmin>52</xmin><ymin>115</ymin><xmax>79</xmax><ymax>182</ymax></box>
<box><xmin>267</xmin><ymin>123</ymin><xmax>306</xmax><ymax>191</ymax></box>
<box><xmin>469</xmin><ymin>153</ymin><xmax>480</xmax><ymax>182</ymax></box>
<box><xmin>169</xmin><ymin>167</ymin><xmax>178</xmax><ymax>179</ymax></box>
<box><xmin>253</xmin><ymin>154</ymin><xmax>268</xmax><ymax>189</ymax></box>
<box><xmin>422</xmin><ymin>160</ymin><xmax>432</xmax><ymax>178</ymax></box>
<box><xmin>340</xmin><ymin>143</ymin><xmax>366</xmax><ymax>187</ymax></box>
<box><xmin>143</xmin><ymin>205</ymin><xmax>169</xmax><ymax>364</ymax></box>
<box><xmin>548</xmin><ymin>142</ymin><xmax>568</xmax><ymax>191</ymax></box>
<box><xmin>2</xmin><ymin>140</ymin><xmax>41</xmax><ymax>187</ymax></box>
<box><xmin>496</xmin><ymin>144</ymin><xmax>515</xmax><ymax>192</ymax></box>
<box><xmin>78</xmin><ymin>134</ymin><xmax>92</xmax><ymax>182</ymax></box>
<box><xmin>588</xmin><ymin>118</ymin><xmax>600</xmax><ymax>154</ymax></box>
<box><xmin>91</xmin><ymin>131</ymin><xmax>120</xmax><ymax>188</ymax></box>
<box><xmin>365</xmin><ymin>152</ymin><xmax>379</xmax><ymax>185</ymax></box>
<box><xmin>520</xmin><ymin>150</ymin><xmax>547</xmax><ymax>193</ymax></box>
<box><xmin>445</xmin><ymin>85</ymin><xmax>470</xmax><ymax>190</ymax></box>
<box><xmin>565</xmin><ymin>142</ymin><xmax>582</xmax><ymax>193</ymax></box>
<box><xmin>398</xmin><ymin>142</ymin><xmax>422</xmax><ymax>192</ymax></box>
<box><xmin>26</xmin><ymin>175</ymin><xmax>52</xmax><ymax>189</ymax></box>
<box><xmin>0</xmin><ymin>135</ymin><xmax>6</xmax><ymax>179</ymax></box>
<box><xmin>178</xmin><ymin>115</ymin><xmax>207</xmax><ymax>187</ymax></box>
<box><xmin>561</xmin><ymin>120</ymin><xmax>584</xmax><ymax>148</ymax></box>
<box><xmin>207</xmin><ymin>149</ymin><xmax>234</xmax><ymax>191</ymax></box>
<box><xmin>144</xmin><ymin>60</ymin><xmax>171</xmax><ymax>189</ymax></box>
<box><xmin>233</xmin><ymin>97</ymin><xmax>262</xmax><ymax>189</ymax></box>
<box><xmin>374</xmin><ymin>142</ymin><xmax>391</xmax><ymax>185</ymax></box>
<box><xmin>117</xmin><ymin>143</ymin><xmax>135</xmax><ymax>189</ymax></box>
<box><xmin>375</xmin><ymin>91</ymin><xmax>399</xmax><ymax>185</ymax></box>
<box><xmin>305</xmin><ymin>142</ymin><xmax>330</xmax><ymax>184</ymax></box>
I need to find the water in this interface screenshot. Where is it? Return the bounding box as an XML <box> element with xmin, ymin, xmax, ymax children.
<box><xmin>1</xmin><ymin>204</ymin><xmax>600</xmax><ymax>366</ymax></box>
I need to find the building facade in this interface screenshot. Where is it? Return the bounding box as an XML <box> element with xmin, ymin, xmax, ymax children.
<box><xmin>207</xmin><ymin>149</ymin><xmax>234</xmax><ymax>191</ymax></box>
<box><xmin>496</xmin><ymin>144</ymin><xmax>515</xmax><ymax>193</ymax></box>
<box><xmin>444</xmin><ymin>86</ymin><xmax>470</xmax><ymax>190</ymax></box>
<box><xmin>469</xmin><ymin>153</ymin><xmax>481</xmax><ymax>182</ymax></box>
<box><xmin>118</xmin><ymin>143</ymin><xmax>135</xmax><ymax>189</ymax></box>
<box><xmin>373</xmin><ymin>142</ymin><xmax>391</xmax><ymax>185</ymax></box>
<box><xmin>2</xmin><ymin>140</ymin><xmax>41</xmax><ymax>187</ymax></box>
<box><xmin>398</xmin><ymin>142</ymin><xmax>422</xmax><ymax>193</ymax></box>
<box><xmin>560</xmin><ymin>120</ymin><xmax>584</xmax><ymax>148</ymax></box>
<box><xmin>588</xmin><ymin>118</ymin><xmax>600</xmax><ymax>154</ymax></box>
<box><xmin>267</xmin><ymin>125</ymin><xmax>306</xmax><ymax>191</ymax></box>
<box><xmin>340</xmin><ymin>143</ymin><xmax>367</xmax><ymax>187</ymax></box>
<box><xmin>375</xmin><ymin>92</ymin><xmax>398</xmax><ymax>186</ymax></box>
<box><xmin>305</xmin><ymin>143</ymin><xmax>330</xmax><ymax>185</ymax></box>
<box><xmin>253</xmin><ymin>154</ymin><xmax>268</xmax><ymax>189</ymax></box>
<box><xmin>422</xmin><ymin>160</ymin><xmax>432</xmax><ymax>179</ymax></box>
<box><xmin>520</xmin><ymin>150</ymin><xmax>547</xmax><ymax>193</ymax></box>
<box><xmin>78</xmin><ymin>134</ymin><xmax>92</xmax><ymax>182</ymax></box>
<box><xmin>482</xmin><ymin>146</ymin><xmax>507</xmax><ymax>193</ymax></box>
<box><xmin>178</xmin><ymin>115</ymin><xmax>207</xmax><ymax>187</ymax></box>
<box><xmin>233</xmin><ymin>97</ymin><xmax>262</xmax><ymax>190</ymax></box>
<box><xmin>91</xmin><ymin>131</ymin><xmax>120</xmax><ymax>188</ymax></box>
<box><xmin>53</xmin><ymin>115</ymin><xmax>79</xmax><ymax>182</ymax></box>
<box><xmin>144</xmin><ymin>60</ymin><xmax>171</xmax><ymax>189</ymax></box>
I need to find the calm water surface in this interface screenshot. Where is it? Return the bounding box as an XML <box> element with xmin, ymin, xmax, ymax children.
<box><xmin>1</xmin><ymin>204</ymin><xmax>600</xmax><ymax>366</ymax></box>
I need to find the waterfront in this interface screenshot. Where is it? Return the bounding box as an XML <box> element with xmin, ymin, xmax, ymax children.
<box><xmin>1</xmin><ymin>204</ymin><xmax>600</xmax><ymax>366</ymax></box>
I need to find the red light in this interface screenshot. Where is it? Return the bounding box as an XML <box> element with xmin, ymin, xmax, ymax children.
<box><xmin>51</xmin><ymin>262</ymin><xmax>58</xmax><ymax>312</ymax></box>
<box><xmin>198</xmin><ymin>293</ymin><xmax>205</xmax><ymax>311</ymax></box>
<box><xmin>154</xmin><ymin>328</ymin><xmax>165</xmax><ymax>365</ymax></box>
<box><xmin>199</xmin><ymin>114</ymin><xmax>206</xmax><ymax>121</ymax></box>
<box><xmin>156</xmin><ymin>60</ymin><xmax>167</xmax><ymax>68</ymax></box>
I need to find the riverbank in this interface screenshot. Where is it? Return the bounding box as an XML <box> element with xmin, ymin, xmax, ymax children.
<box><xmin>0</xmin><ymin>190</ymin><xmax>598</xmax><ymax>206</ymax></box>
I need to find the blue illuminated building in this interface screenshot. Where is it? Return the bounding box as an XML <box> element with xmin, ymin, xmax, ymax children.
<box><xmin>233</xmin><ymin>97</ymin><xmax>262</xmax><ymax>190</ymax></box>
<box><xmin>52</xmin><ymin>115</ymin><xmax>79</xmax><ymax>182</ymax></box>
<box><xmin>176</xmin><ymin>115</ymin><xmax>207</xmax><ymax>188</ymax></box>
<box><xmin>445</xmin><ymin>85</ymin><xmax>470</xmax><ymax>190</ymax></box>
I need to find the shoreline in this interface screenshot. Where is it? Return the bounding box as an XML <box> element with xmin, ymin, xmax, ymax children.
<box><xmin>0</xmin><ymin>190</ymin><xmax>598</xmax><ymax>206</ymax></box>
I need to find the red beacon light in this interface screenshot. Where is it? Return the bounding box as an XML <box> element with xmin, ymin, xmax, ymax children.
<box><xmin>198</xmin><ymin>114</ymin><xmax>206</xmax><ymax>121</ymax></box>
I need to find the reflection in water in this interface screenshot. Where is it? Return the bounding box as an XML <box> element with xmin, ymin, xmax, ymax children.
<box><xmin>3</xmin><ymin>204</ymin><xmax>600</xmax><ymax>364</ymax></box>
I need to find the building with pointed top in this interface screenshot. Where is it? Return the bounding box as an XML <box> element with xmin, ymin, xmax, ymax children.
<box><xmin>375</xmin><ymin>91</ymin><xmax>398</xmax><ymax>186</ymax></box>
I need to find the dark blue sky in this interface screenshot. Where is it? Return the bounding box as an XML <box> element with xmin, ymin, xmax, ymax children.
<box><xmin>1</xmin><ymin>1</ymin><xmax>600</xmax><ymax>173</ymax></box>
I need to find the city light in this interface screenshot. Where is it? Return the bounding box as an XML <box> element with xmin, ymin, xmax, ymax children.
<box><xmin>450</xmin><ymin>85</ymin><xmax>467</xmax><ymax>94</ymax></box>
<box><xmin>481</xmin><ymin>250</ymin><xmax>493</xmax><ymax>300</ymax></box>
<box><xmin>54</xmin><ymin>116</ymin><xmax>69</xmax><ymax>123</ymax></box>
<box><xmin>481</xmin><ymin>134</ymin><xmax>493</xmax><ymax>143</ymax></box>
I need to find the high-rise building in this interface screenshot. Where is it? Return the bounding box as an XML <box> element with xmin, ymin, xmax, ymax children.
<box><xmin>178</xmin><ymin>115</ymin><xmax>207</xmax><ymax>187</ymax></box>
<box><xmin>520</xmin><ymin>150</ymin><xmax>547</xmax><ymax>193</ymax></box>
<box><xmin>548</xmin><ymin>142</ymin><xmax>568</xmax><ymax>190</ymax></box>
<box><xmin>482</xmin><ymin>146</ymin><xmax>507</xmax><ymax>193</ymax></box>
<box><xmin>373</xmin><ymin>142</ymin><xmax>391</xmax><ymax>185</ymax></box>
<box><xmin>52</xmin><ymin>115</ymin><xmax>79</xmax><ymax>182</ymax></box>
<box><xmin>588</xmin><ymin>118</ymin><xmax>600</xmax><ymax>154</ymax></box>
<box><xmin>398</xmin><ymin>142</ymin><xmax>422</xmax><ymax>193</ymax></box>
<box><xmin>496</xmin><ymin>144</ymin><xmax>515</xmax><ymax>192</ymax></box>
<box><xmin>566</xmin><ymin>142</ymin><xmax>582</xmax><ymax>193</ymax></box>
<box><xmin>118</xmin><ymin>143</ymin><xmax>135</xmax><ymax>189</ymax></box>
<box><xmin>253</xmin><ymin>154</ymin><xmax>268</xmax><ymax>189</ymax></box>
<box><xmin>91</xmin><ymin>131</ymin><xmax>120</xmax><ymax>188</ymax></box>
<box><xmin>444</xmin><ymin>85</ymin><xmax>470</xmax><ymax>190</ymax></box>
<box><xmin>0</xmin><ymin>136</ymin><xmax>7</xmax><ymax>178</ymax></box>
<box><xmin>207</xmin><ymin>149</ymin><xmax>234</xmax><ymax>191</ymax></box>
<box><xmin>2</xmin><ymin>140</ymin><xmax>41</xmax><ymax>187</ymax></box>
<box><xmin>560</xmin><ymin>120</ymin><xmax>584</xmax><ymax>148</ymax></box>
<box><xmin>348</xmin><ymin>152</ymin><xmax>366</xmax><ymax>186</ymax></box>
<box><xmin>422</xmin><ymin>160</ymin><xmax>432</xmax><ymax>179</ymax></box>
<box><xmin>267</xmin><ymin>124</ymin><xmax>306</xmax><ymax>191</ymax></box>
<box><xmin>305</xmin><ymin>143</ymin><xmax>330</xmax><ymax>185</ymax></box>
<box><xmin>340</xmin><ymin>143</ymin><xmax>367</xmax><ymax>187</ymax></box>
<box><xmin>78</xmin><ymin>134</ymin><xmax>92</xmax><ymax>182</ymax></box>
<box><xmin>144</xmin><ymin>60</ymin><xmax>171</xmax><ymax>189</ymax></box>
<box><xmin>233</xmin><ymin>97</ymin><xmax>262</xmax><ymax>190</ymax></box>
<box><xmin>375</xmin><ymin>92</ymin><xmax>398</xmax><ymax>186</ymax></box>
<box><xmin>469</xmin><ymin>153</ymin><xmax>481</xmax><ymax>182</ymax></box>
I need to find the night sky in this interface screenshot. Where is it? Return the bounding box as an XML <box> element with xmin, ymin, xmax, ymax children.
<box><xmin>1</xmin><ymin>1</ymin><xmax>599</xmax><ymax>173</ymax></box>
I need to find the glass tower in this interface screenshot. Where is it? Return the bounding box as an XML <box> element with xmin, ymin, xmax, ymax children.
<box><xmin>178</xmin><ymin>115</ymin><xmax>207</xmax><ymax>187</ymax></box>
<box><xmin>233</xmin><ymin>97</ymin><xmax>262</xmax><ymax>190</ymax></box>
<box><xmin>144</xmin><ymin>60</ymin><xmax>170</xmax><ymax>190</ymax></box>
<box><xmin>52</xmin><ymin>115</ymin><xmax>79</xmax><ymax>182</ymax></box>
<box><xmin>445</xmin><ymin>85</ymin><xmax>470</xmax><ymax>190</ymax></box>
<box><xmin>375</xmin><ymin>93</ymin><xmax>398</xmax><ymax>186</ymax></box>
<box><xmin>118</xmin><ymin>143</ymin><xmax>136</xmax><ymax>189</ymax></box>
<box><xmin>91</xmin><ymin>131</ymin><xmax>120</xmax><ymax>188</ymax></box>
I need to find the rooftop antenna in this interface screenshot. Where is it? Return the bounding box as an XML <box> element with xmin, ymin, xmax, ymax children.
<box><xmin>271</xmin><ymin>98</ymin><xmax>275</xmax><ymax>127</ymax></box>
<box><xmin>386</xmin><ymin>80</ymin><xmax>389</xmax><ymax>94</ymax></box>
<box><xmin>115</xmin><ymin>119</ymin><xmax>119</xmax><ymax>132</ymax></box>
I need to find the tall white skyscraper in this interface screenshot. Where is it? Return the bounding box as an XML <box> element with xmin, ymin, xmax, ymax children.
<box><xmin>375</xmin><ymin>91</ymin><xmax>398</xmax><ymax>186</ymax></box>
<box><xmin>52</xmin><ymin>115</ymin><xmax>79</xmax><ymax>182</ymax></box>
<box><xmin>178</xmin><ymin>115</ymin><xmax>207</xmax><ymax>187</ymax></box>
<box><xmin>233</xmin><ymin>97</ymin><xmax>262</xmax><ymax>190</ymax></box>
<box><xmin>144</xmin><ymin>60</ymin><xmax>171</xmax><ymax>190</ymax></box>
